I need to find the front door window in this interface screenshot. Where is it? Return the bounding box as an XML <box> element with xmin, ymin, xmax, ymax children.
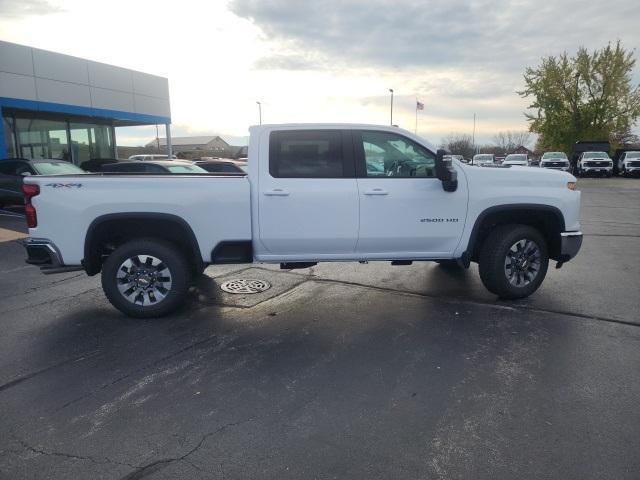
<box><xmin>362</xmin><ymin>131</ymin><xmax>436</xmax><ymax>178</ymax></box>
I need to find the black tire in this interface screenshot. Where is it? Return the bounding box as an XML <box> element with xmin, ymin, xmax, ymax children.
<box><xmin>478</xmin><ymin>224</ymin><xmax>549</xmax><ymax>299</ymax></box>
<box><xmin>101</xmin><ymin>238</ymin><xmax>190</xmax><ymax>318</ymax></box>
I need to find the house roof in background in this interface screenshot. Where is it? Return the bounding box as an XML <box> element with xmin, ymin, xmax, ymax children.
<box><xmin>146</xmin><ymin>135</ymin><xmax>249</xmax><ymax>148</ymax></box>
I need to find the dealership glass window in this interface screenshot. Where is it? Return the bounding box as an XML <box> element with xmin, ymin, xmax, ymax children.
<box><xmin>14</xmin><ymin>118</ymin><xmax>70</xmax><ymax>161</ymax></box>
<box><xmin>2</xmin><ymin>116</ymin><xmax>17</xmax><ymax>158</ymax></box>
<box><xmin>69</xmin><ymin>123</ymin><xmax>114</xmax><ymax>164</ymax></box>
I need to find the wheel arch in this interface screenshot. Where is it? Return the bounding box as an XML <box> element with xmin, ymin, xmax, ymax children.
<box><xmin>465</xmin><ymin>204</ymin><xmax>565</xmax><ymax>262</ymax></box>
<box><xmin>83</xmin><ymin>213</ymin><xmax>203</xmax><ymax>276</ymax></box>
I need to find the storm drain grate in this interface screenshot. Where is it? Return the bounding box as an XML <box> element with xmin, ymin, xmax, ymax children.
<box><xmin>220</xmin><ymin>279</ymin><xmax>271</xmax><ymax>294</ymax></box>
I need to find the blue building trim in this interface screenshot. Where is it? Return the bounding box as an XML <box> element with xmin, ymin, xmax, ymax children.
<box><xmin>0</xmin><ymin>115</ymin><xmax>6</xmax><ymax>159</ymax></box>
<box><xmin>0</xmin><ymin>96</ymin><xmax>171</xmax><ymax>158</ymax></box>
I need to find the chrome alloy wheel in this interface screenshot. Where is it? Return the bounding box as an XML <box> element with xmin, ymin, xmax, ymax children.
<box><xmin>503</xmin><ymin>239</ymin><xmax>542</xmax><ymax>288</ymax></box>
<box><xmin>116</xmin><ymin>255</ymin><xmax>172</xmax><ymax>306</ymax></box>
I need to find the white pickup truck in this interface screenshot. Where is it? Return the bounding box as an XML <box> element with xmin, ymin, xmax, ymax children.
<box><xmin>22</xmin><ymin>124</ymin><xmax>583</xmax><ymax>318</ymax></box>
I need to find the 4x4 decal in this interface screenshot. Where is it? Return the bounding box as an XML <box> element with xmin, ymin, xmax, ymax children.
<box><xmin>44</xmin><ymin>183</ymin><xmax>83</xmax><ymax>189</ymax></box>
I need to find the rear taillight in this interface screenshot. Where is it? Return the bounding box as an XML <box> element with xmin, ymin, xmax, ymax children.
<box><xmin>22</xmin><ymin>183</ymin><xmax>40</xmax><ymax>228</ymax></box>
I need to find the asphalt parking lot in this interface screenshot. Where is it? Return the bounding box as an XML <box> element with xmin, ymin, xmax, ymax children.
<box><xmin>1</xmin><ymin>178</ymin><xmax>639</xmax><ymax>479</ymax></box>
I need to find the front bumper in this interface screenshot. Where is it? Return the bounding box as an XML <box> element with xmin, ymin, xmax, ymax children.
<box><xmin>559</xmin><ymin>231</ymin><xmax>583</xmax><ymax>262</ymax></box>
<box><xmin>541</xmin><ymin>164</ymin><xmax>570</xmax><ymax>171</ymax></box>
<box><xmin>23</xmin><ymin>238</ymin><xmax>83</xmax><ymax>274</ymax></box>
<box><xmin>581</xmin><ymin>165</ymin><xmax>612</xmax><ymax>173</ymax></box>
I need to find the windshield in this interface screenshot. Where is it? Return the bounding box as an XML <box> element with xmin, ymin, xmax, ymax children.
<box><xmin>542</xmin><ymin>152</ymin><xmax>567</xmax><ymax>160</ymax></box>
<box><xmin>584</xmin><ymin>152</ymin><xmax>609</xmax><ymax>158</ymax></box>
<box><xmin>505</xmin><ymin>154</ymin><xmax>527</xmax><ymax>162</ymax></box>
<box><xmin>33</xmin><ymin>162</ymin><xmax>85</xmax><ymax>175</ymax></box>
<box><xmin>166</xmin><ymin>164</ymin><xmax>208</xmax><ymax>173</ymax></box>
<box><xmin>625</xmin><ymin>152</ymin><xmax>640</xmax><ymax>159</ymax></box>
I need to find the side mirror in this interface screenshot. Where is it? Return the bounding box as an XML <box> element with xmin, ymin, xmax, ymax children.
<box><xmin>21</xmin><ymin>171</ymin><xmax>32</xmax><ymax>176</ymax></box>
<box><xmin>435</xmin><ymin>149</ymin><xmax>458</xmax><ymax>192</ymax></box>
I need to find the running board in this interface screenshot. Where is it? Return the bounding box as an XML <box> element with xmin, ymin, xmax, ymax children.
<box><xmin>280</xmin><ymin>262</ymin><xmax>317</xmax><ymax>270</ymax></box>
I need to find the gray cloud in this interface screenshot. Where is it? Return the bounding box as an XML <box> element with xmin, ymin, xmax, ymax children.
<box><xmin>0</xmin><ymin>0</ymin><xmax>63</xmax><ymax>17</ymax></box>
<box><xmin>253</xmin><ymin>53</ymin><xmax>322</xmax><ymax>71</ymax></box>
<box><xmin>230</xmin><ymin>0</ymin><xmax>640</xmax><ymax>72</ymax></box>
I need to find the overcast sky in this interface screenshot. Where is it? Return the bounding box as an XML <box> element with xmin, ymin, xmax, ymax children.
<box><xmin>1</xmin><ymin>0</ymin><xmax>638</xmax><ymax>146</ymax></box>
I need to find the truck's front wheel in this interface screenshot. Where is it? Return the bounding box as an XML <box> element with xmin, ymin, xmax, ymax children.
<box><xmin>478</xmin><ymin>225</ymin><xmax>549</xmax><ymax>299</ymax></box>
<box><xmin>102</xmin><ymin>239</ymin><xmax>190</xmax><ymax>318</ymax></box>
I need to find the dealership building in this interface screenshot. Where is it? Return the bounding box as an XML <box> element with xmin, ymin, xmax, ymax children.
<box><xmin>0</xmin><ymin>40</ymin><xmax>171</xmax><ymax>164</ymax></box>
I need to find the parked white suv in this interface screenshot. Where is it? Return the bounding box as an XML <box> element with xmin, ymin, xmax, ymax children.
<box><xmin>540</xmin><ymin>152</ymin><xmax>570</xmax><ymax>172</ymax></box>
<box><xmin>576</xmin><ymin>151</ymin><xmax>613</xmax><ymax>177</ymax></box>
<box><xmin>22</xmin><ymin>124</ymin><xmax>582</xmax><ymax>317</ymax></box>
<box><xmin>617</xmin><ymin>151</ymin><xmax>640</xmax><ymax>177</ymax></box>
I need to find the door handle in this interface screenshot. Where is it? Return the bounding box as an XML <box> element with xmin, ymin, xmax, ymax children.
<box><xmin>363</xmin><ymin>188</ymin><xmax>389</xmax><ymax>196</ymax></box>
<box><xmin>264</xmin><ymin>188</ymin><xmax>290</xmax><ymax>196</ymax></box>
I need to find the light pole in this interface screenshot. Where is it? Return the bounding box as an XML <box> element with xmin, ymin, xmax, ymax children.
<box><xmin>389</xmin><ymin>89</ymin><xmax>394</xmax><ymax>126</ymax></box>
<box><xmin>472</xmin><ymin>113</ymin><xmax>476</xmax><ymax>154</ymax></box>
<box><xmin>256</xmin><ymin>101</ymin><xmax>262</xmax><ymax>125</ymax></box>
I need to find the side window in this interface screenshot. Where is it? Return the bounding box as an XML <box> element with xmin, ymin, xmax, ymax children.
<box><xmin>269</xmin><ymin>130</ymin><xmax>345</xmax><ymax>178</ymax></box>
<box><xmin>144</xmin><ymin>164</ymin><xmax>165</xmax><ymax>173</ymax></box>
<box><xmin>360</xmin><ymin>131</ymin><xmax>436</xmax><ymax>178</ymax></box>
<box><xmin>0</xmin><ymin>162</ymin><xmax>18</xmax><ymax>175</ymax></box>
<box><xmin>15</xmin><ymin>163</ymin><xmax>34</xmax><ymax>176</ymax></box>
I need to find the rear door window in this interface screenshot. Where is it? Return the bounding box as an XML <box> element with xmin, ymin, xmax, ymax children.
<box><xmin>269</xmin><ymin>130</ymin><xmax>352</xmax><ymax>178</ymax></box>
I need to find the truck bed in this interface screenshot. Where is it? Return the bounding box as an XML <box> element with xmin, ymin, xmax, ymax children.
<box><xmin>26</xmin><ymin>174</ymin><xmax>251</xmax><ymax>265</ymax></box>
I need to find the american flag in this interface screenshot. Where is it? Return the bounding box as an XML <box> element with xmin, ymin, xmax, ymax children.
<box><xmin>416</xmin><ymin>101</ymin><xmax>424</xmax><ymax>110</ymax></box>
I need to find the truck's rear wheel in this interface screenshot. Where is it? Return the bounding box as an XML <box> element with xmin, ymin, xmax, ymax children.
<box><xmin>102</xmin><ymin>239</ymin><xmax>189</xmax><ymax>318</ymax></box>
<box><xmin>478</xmin><ymin>225</ymin><xmax>548</xmax><ymax>299</ymax></box>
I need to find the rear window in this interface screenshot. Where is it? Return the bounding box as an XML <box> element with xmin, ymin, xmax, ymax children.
<box><xmin>33</xmin><ymin>162</ymin><xmax>85</xmax><ymax>175</ymax></box>
<box><xmin>269</xmin><ymin>130</ymin><xmax>346</xmax><ymax>178</ymax></box>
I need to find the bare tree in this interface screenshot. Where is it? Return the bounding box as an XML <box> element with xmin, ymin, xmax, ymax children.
<box><xmin>441</xmin><ymin>133</ymin><xmax>474</xmax><ymax>159</ymax></box>
<box><xmin>493</xmin><ymin>130</ymin><xmax>532</xmax><ymax>153</ymax></box>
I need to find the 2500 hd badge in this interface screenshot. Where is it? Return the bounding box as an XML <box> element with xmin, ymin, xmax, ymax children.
<box><xmin>420</xmin><ymin>218</ymin><xmax>459</xmax><ymax>223</ymax></box>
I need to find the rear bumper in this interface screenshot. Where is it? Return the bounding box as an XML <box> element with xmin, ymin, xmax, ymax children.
<box><xmin>559</xmin><ymin>231</ymin><xmax>582</xmax><ymax>262</ymax></box>
<box><xmin>23</xmin><ymin>238</ymin><xmax>83</xmax><ymax>274</ymax></box>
